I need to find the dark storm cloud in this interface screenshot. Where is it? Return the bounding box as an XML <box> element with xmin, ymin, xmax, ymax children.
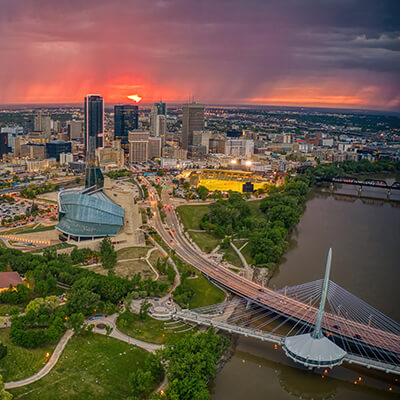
<box><xmin>0</xmin><ymin>0</ymin><xmax>399</xmax><ymax>109</ymax></box>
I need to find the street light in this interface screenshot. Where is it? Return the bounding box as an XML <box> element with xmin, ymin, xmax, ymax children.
<box><xmin>230</xmin><ymin>159</ymin><xmax>237</xmax><ymax>164</ymax></box>
<box><xmin>245</xmin><ymin>160</ymin><xmax>252</xmax><ymax>167</ymax></box>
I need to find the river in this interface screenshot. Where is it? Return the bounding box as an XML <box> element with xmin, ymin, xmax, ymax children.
<box><xmin>211</xmin><ymin>188</ymin><xmax>400</xmax><ymax>399</ymax></box>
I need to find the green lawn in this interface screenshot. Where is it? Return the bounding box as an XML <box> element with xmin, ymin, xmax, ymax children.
<box><xmin>241</xmin><ymin>243</ymin><xmax>254</xmax><ymax>266</ymax></box>
<box><xmin>117</xmin><ymin>246</ymin><xmax>150</xmax><ymax>260</ymax></box>
<box><xmin>116</xmin><ymin>312</ymin><xmax>194</xmax><ymax>345</ymax></box>
<box><xmin>176</xmin><ymin>204</ymin><xmax>209</xmax><ymax>230</ymax></box>
<box><xmin>221</xmin><ymin>246</ymin><xmax>243</xmax><ymax>268</ymax></box>
<box><xmin>0</xmin><ymin>328</ymin><xmax>56</xmax><ymax>382</ymax></box>
<box><xmin>182</xmin><ymin>275</ymin><xmax>226</xmax><ymax>309</ymax></box>
<box><xmin>31</xmin><ymin>242</ymin><xmax>75</xmax><ymax>254</ymax></box>
<box><xmin>3</xmin><ymin>224</ymin><xmax>56</xmax><ymax>235</ymax></box>
<box><xmin>188</xmin><ymin>231</ymin><xmax>221</xmax><ymax>253</ymax></box>
<box><xmin>9</xmin><ymin>332</ymin><xmax>160</xmax><ymax>400</ymax></box>
<box><xmin>148</xmin><ymin>249</ymin><xmax>165</xmax><ymax>267</ymax></box>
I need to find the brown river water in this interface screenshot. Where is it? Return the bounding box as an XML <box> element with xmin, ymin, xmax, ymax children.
<box><xmin>211</xmin><ymin>188</ymin><xmax>400</xmax><ymax>400</ymax></box>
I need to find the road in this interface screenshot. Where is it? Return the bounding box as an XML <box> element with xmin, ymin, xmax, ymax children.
<box><xmin>144</xmin><ymin>182</ymin><xmax>400</xmax><ymax>358</ymax></box>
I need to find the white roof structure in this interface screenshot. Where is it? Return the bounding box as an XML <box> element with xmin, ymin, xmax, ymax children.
<box><xmin>283</xmin><ymin>333</ymin><xmax>346</xmax><ymax>368</ymax></box>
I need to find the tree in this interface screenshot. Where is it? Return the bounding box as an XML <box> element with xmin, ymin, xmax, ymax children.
<box><xmin>66</xmin><ymin>313</ymin><xmax>85</xmax><ymax>333</ymax></box>
<box><xmin>0</xmin><ymin>374</ymin><xmax>12</xmax><ymax>400</ymax></box>
<box><xmin>100</xmin><ymin>237</ymin><xmax>117</xmax><ymax>271</ymax></box>
<box><xmin>196</xmin><ymin>185</ymin><xmax>209</xmax><ymax>201</ymax></box>
<box><xmin>129</xmin><ymin>369</ymin><xmax>153</xmax><ymax>398</ymax></box>
<box><xmin>139</xmin><ymin>300</ymin><xmax>151</xmax><ymax>320</ymax></box>
<box><xmin>0</xmin><ymin>343</ymin><xmax>7</xmax><ymax>360</ymax></box>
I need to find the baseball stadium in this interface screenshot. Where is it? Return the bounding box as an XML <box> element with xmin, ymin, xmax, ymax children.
<box><xmin>185</xmin><ymin>169</ymin><xmax>271</xmax><ymax>193</ymax></box>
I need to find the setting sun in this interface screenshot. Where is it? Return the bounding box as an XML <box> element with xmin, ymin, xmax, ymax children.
<box><xmin>127</xmin><ymin>94</ymin><xmax>142</xmax><ymax>103</ymax></box>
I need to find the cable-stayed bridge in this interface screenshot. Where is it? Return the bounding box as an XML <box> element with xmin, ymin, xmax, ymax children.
<box><xmin>149</xmin><ymin>191</ymin><xmax>400</xmax><ymax>376</ymax></box>
<box><xmin>172</xmin><ymin>250</ymin><xmax>400</xmax><ymax>375</ymax></box>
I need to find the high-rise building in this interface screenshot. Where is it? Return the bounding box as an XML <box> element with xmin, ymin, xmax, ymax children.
<box><xmin>0</xmin><ymin>132</ymin><xmax>8</xmax><ymax>159</ymax></box>
<box><xmin>34</xmin><ymin>111</ymin><xmax>51</xmax><ymax>137</ymax></box>
<box><xmin>156</xmin><ymin>101</ymin><xmax>166</xmax><ymax>116</ymax></box>
<box><xmin>182</xmin><ymin>103</ymin><xmax>204</xmax><ymax>151</ymax></box>
<box><xmin>114</xmin><ymin>105</ymin><xmax>139</xmax><ymax>154</ymax></box>
<box><xmin>149</xmin><ymin>137</ymin><xmax>162</xmax><ymax>159</ymax></box>
<box><xmin>84</xmin><ymin>95</ymin><xmax>104</xmax><ymax>188</ymax></box>
<box><xmin>46</xmin><ymin>140</ymin><xmax>72</xmax><ymax>162</ymax></box>
<box><xmin>129</xmin><ymin>131</ymin><xmax>149</xmax><ymax>163</ymax></box>
<box><xmin>150</xmin><ymin>102</ymin><xmax>166</xmax><ymax>137</ymax></box>
<box><xmin>68</xmin><ymin>120</ymin><xmax>84</xmax><ymax>140</ymax></box>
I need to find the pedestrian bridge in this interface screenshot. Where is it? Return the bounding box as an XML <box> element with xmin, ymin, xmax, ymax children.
<box><xmin>173</xmin><ymin>250</ymin><xmax>400</xmax><ymax>375</ymax></box>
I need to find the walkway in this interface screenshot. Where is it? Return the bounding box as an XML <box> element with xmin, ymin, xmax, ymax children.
<box><xmin>5</xmin><ymin>329</ymin><xmax>74</xmax><ymax>389</ymax></box>
<box><xmin>87</xmin><ymin>313</ymin><xmax>163</xmax><ymax>353</ymax></box>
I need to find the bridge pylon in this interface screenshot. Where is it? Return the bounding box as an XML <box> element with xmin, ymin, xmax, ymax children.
<box><xmin>283</xmin><ymin>249</ymin><xmax>347</xmax><ymax>369</ymax></box>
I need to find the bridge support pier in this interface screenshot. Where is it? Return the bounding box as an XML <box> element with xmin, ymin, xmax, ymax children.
<box><xmin>246</xmin><ymin>300</ymin><xmax>252</xmax><ymax>310</ymax></box>
<box><xmin>387</xmin><ymin>188</ymin><xmax>391</xmax><ymax>200</ymax></box>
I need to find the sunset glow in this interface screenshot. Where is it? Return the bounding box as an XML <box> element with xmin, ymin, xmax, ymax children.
<box><xmin>127</xmin><ymin>94</ymin><xmax>142</xmax><ymax>103</ymax></box>
<box><xmin>0</xmin><ymin>0</ymin><xmax>398</xmax><ymax>111</ymax></box>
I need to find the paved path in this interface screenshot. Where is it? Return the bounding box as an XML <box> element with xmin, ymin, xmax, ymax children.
<box><xmin>5</xmin><ymin>329</ymin><xmax>74</xmax><ymax>389</ymax></box>
<box><xmin>87</xmin><ymin>314</ymin><xmax>163</xmax><ymax>353</ymax></box>
<box><xmin>230</xmin><ymin>241</ymin><xmax>253</xmax><ymax>280</ymax></box>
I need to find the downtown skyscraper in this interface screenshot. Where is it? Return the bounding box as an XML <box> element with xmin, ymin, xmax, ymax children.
<box><xmin>114</xmin><ymin>104</ymin><xmax>139</xmax><ymax>154</ymax></box>
<box><xmin>182</xmin><ymin>103</ymin><xmax>204</xmax><ymax>150</ymax></box>
<box><xmin>84</xmin><ymin>94</ymin><xmax>104</xmax><ymax>188</ymax></box>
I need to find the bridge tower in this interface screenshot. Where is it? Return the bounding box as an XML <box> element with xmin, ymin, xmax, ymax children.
<box><xmin>283</xmin><ymin>249</ymin><xmax>347</xmax><ymax>368</ymax></box>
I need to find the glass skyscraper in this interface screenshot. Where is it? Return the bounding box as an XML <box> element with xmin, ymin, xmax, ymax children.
<box><xmin>114</xmin><ymin>105</ymin><xmax>139</xmax><ymax>154</ymax></box>
<box><xmin>84</xmin><ymin>95</ymin><xmax>104</xmax><ymax>188</ymax></box>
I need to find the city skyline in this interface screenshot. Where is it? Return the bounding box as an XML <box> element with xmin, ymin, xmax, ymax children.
<box><xmin>0</xmin><ymin>0</ymin><xmax>399</xmax><ymax>111</ymax></box>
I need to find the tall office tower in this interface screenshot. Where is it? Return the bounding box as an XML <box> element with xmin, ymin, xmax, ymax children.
<box><xmin>129</xmin><ymin>131</ymin><xmax>149</xmax><ymax>163</ymax></box>
<box><xmin>84</xmin><ymin>95</ymin><xmax>104</xmax><ymax>188</ymax></box>
<box><xmin>33</xmin><ymin>111</ymin><xmax>42</xmax><ymax>131</ymax></box>
<box><xmin>68</xmin><ymin>120</ymin><xmax>84</xmax><ymax>140</ymax></box>
<box><xmin>34</xmin><ymin>111</ymin><xmax>51</xmax><ymax>137</ymax></box>
<box><xmin>114</xmin><ymin>105</ymin><xmax>139</xmax><ymax>155</ymax></box>
<box><xmin>182</xmin><ymin>103</ymin><xmax>204</xmax><ymax>151</ymax></box>
<box><xmin>150</xmin><ymin>102</ymin><xmax>166</xmax><ymax>137</ymax></box>
<box><xmin>156</xmin><ymin>101</ymin><xmax>166</xmax><ymax>116</ymax></box>
<box><xmin>0</xmin><ymin>132</ymin><xmax>8</xmax><ymax>159</ymax></box>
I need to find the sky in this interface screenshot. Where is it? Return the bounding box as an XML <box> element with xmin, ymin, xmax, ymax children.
<box><xmin>0</xmin><ymin>0</ymin><xmax>399</xmax><ymax>110</ymax></box>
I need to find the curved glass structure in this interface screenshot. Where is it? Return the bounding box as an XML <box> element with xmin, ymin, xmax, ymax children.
<box><xmin>57</xmin><ymin>189</ymin><xmax>124</xmax><ymax>239</ymax></box>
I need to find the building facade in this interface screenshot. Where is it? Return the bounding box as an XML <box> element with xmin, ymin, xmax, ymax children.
<box><xmin>46</xmin><ymin>140</ymin><xmax>72</xmax><ymax>161</ymax></box>
<box><xmin>182</xmin><ymin>103</ymin><xmax>204</xmax><ymax>150</ymax></box>
<box><xmin>129</xmin><ymin>131</ymin><xmax>150</xmax><ymax>163</ymax></box>
<box><xmin>114</xmin><ymin>105</ymin><xmax>139</xmax><ymax>155</ymax></box>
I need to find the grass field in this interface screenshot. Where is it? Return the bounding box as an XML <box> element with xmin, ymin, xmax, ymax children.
<box><xmin>116</xmin><ymin>312</ymin><xmax>194</xmax><ymax>345</ymax></box>
<box><xmin>117</xmin><ymin>246</ymin><xmax>151</xmax><ymax>260</ymax></box>
<box><xmin>9</xmin><ymin>332</ymin><xmax>160</xmax><ymax>400</ymax></box>
<box><xmin>0</xmin><ymin>328</ymin><xmax>56</xmax><ymax>382</ymax></box>
<box><xmin>3</xmin><ymin>224</ymin><xmax>56</xmax><ymax>235</ymax></box>
<box><xmin>176</xmin><ymin>204</ymin><xmax>209</xmax><ymax>230</ymax></box>
<box><xmin>148</xmin><ymin>249</ymin><xmax>165</xmax><ymax>267</ymax></box>
<box><xmin>188</xmin><ymin>231</ymin><xmax>221</xmax><ymax>253</ymax></box>
<box><xmin>31</xmin><ymin>242</ymin><xmax>75</xmax><ymax>254</ymax></box>
<box><xmin>182</xmin><ymin>275</ymin><xmax>226</xmax><ymax>309</ymax></box>
<box><xmin>86</xmin><ymin>259</ymin><xmax>154</xmax><ymax>279</ymax></box>
<box><xmin>221</xmin><ymin>245</ymin><xmax>243</xmax><ymax>268</ymax></box>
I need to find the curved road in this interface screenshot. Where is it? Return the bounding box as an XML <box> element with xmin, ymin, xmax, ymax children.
<box><xmin>147</xmin><ymin>184</ymin><xmax>400</xmax><ymax>358</ymax></box>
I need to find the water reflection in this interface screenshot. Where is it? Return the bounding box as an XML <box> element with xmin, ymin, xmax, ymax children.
<box><xmin>212</xmin><ymin>189</ymin><xmax>400</xmax><ymax>399</ymax></box>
